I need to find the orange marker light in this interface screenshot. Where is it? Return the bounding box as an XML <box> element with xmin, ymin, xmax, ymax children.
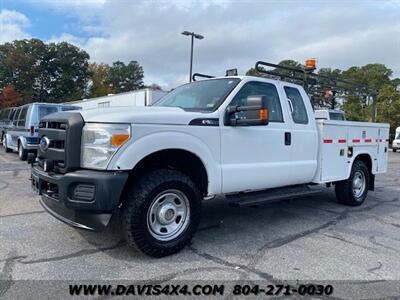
<box><xmin>305</xmin><ymin>59</ymin><xmax>317</xmax><ymax>70</ymax></box>
<box><xmin>111</xmin><ymin>134</ymin><xmax>130</xmax><ymax>147</ymax></box>
<box><xmin>259</xmin><ymin>108</ymin><xmax>269</xmax><ymax>121</ymax></box>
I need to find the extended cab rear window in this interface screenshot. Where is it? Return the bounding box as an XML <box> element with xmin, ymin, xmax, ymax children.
<box><xmin>284</xmin><ymin>86</ymin><xmax>308</xmax><ymax>124</ymax></box>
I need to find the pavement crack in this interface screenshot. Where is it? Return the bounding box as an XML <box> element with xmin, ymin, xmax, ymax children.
<box><xmin>323</xmin><ymin>233</ymin><xmax>378</xmax><ymax>253</ymax></box>
<box><xmin>0</xmin><ymin>251</ymin><xmax>20</xmax><ymax>297</ymax></box>
<box><xmin>188</xmin><ymin>246</ymin><xmax>276</xmax><ymax>282</ymax></box>
<box><xmin>367</xmin><ymin>262</ymin><xmax>382</xmax><ymax>273</ymax></box>
<box><xmin>258</xmin><ymin>211</ymin><xmax>348</xmax><ymax>251</ymax></box>
<box><xmin>368</xmin><ymin>236</ymin><xmax>400</xmax><ymax>254</ymax></box>
<box><xmin>236</xmin><ymin>210</ymin><xmax>350</xmax><ymax>283</ymax></box>
<box><xmin>20</xmin><ymin>240</ymin><xmax>126</xmax><ymax>265</ymax></box>
<box><xmin>0</xmin><ymin>211</ymin><xmax>45</xmax><ymax>219</ymax></box>
<box><xmin>363</xmin><ymin>213</ymin><xmax>400</xmax><ymax>229</ymax></box>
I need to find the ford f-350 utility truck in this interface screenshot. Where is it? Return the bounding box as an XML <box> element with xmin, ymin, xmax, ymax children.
<box><xmin>30</xmin><ymin>65</ymin><xmax>390</xmax><ymax>257</ymax></box>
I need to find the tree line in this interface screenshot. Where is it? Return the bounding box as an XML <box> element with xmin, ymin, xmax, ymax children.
<box><xmin>247</xmin><ymin>60</ymin><xmax>400</xmax><ymax>132</ymax></box>
<box><xmin>1</xmin><ymin>39</ymin><xmax>399</xmax><ymax>133</ymax></box>
<box><xmin>0</xmin><ymin>39</ymin><xmax>146</xmax><ymax>108</ymax></box>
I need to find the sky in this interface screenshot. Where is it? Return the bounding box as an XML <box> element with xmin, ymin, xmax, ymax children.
<box><xmin>0</xmin><ymin>0</ymin><xmax>399</xmax><ymax>89</ymax></box>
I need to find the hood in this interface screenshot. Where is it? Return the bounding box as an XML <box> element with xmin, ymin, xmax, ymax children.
<box><xmin>79</xmin><ymin>106</ymin><xmax>211</xmax><ymax>125</ymax></box>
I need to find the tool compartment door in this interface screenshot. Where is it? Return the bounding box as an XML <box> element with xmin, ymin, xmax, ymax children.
<box><xmin>377</xmin><ymin>127</ymin><xmax>390</xmax><ymax>173</ymax></box>
<box><xmin>317</xmin><ymin>121</ymin><xmax>349</xmax><ymax>182</ymax></box>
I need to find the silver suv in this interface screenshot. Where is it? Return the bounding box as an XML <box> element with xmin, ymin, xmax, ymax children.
<box><xmin>3</xmin><ymin>103</ymin><xmax>80</xmax><ymax>160</ymax></box>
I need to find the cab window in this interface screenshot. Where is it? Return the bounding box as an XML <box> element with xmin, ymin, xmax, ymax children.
<box><xmin>230</xmin><ymin>81</ymin><xmax>283</xmax><ymax>122</ymax></box>
<box><xmin>13</xmin><ymin>109</ymin><xmax>21</xmax><ymax>126</ymax></box>
<box><xmin>284</xmin><ymin>86</ymin><xmax>308</xmax><ymax>124</ymax></box>
<box><xmin>17</xmin><ymin>107</ymin><xmax>28</xmax><ymax>127</ymax></box>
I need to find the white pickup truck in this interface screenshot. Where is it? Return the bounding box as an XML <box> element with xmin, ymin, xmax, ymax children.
<box><xmin>30</xmin><ymin>74</ymin><xmax>390</xmax><ymax>257</ymax></box>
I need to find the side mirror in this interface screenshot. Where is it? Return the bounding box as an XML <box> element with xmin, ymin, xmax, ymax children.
<box><xmin>226</xmin><ymin>95</ymin><xmax>269</xmax><ymax>126</ymax></box>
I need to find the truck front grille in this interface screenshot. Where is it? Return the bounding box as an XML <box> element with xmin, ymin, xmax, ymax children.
<box><xmin>38</xmin><ymin>112</ymin><xmax>84</xmax><ymax>174</ymax></box>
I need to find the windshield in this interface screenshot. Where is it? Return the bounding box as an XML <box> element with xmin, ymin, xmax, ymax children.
<box><xmin>153</xmin><ymin>78</ymin><xmax>240</xmax><ymax>111</ymax></box>
<box><xmin>396</xmin><ymin>132</ymin><xmax>400</xmax><ymax>140</ymax></box>
<box><xmin>39</xmin><ymin>106</ymin><xmax>58</xmax><ymax>120</ymax></box>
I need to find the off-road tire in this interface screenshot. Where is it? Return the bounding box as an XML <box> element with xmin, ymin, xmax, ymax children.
<box><xmin>18</xmin><ymin>143</ymin><xmax>28</xmax><ymax>160</ymax></box>
<box><xmin>122</xmin><ymin>169</ymin><xmax>202</xmax><ymax>257</ymax></box>
<box><xmin>335</xmin><ymin>160</ymin><xmax>369</xmax><ymax>206</ymax></box>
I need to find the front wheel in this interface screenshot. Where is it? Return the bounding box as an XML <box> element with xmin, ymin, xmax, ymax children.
<box><xmin>335</xmin><ymin>160</ymin><xmax>369</xmax><ymax>206</ymax></box>
<box><xmin>122</xmin><ymin>169</ymin><xmax>202</xmax><ymax>257</ymax></box>
<box><xmin>18</xmin><ymin>143</ymin><xmax>28</xmax><ymax>160</ymax></box>
<box><xmin>394</xmin><ymin>149</ymin><xmax>397</xmax><ymax>153</ymax></box>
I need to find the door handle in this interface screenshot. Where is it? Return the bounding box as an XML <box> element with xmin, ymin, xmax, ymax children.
<box><xmin>285</xmin><ymin>132</ymin><xmax>291</xmax><ymax>146</ymax></box>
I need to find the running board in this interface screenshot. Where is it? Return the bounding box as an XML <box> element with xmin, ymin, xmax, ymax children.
<box><xmin>227</xmin><ymin>185</ymin><xmax>323</xmax><ymax>207</ymax></box>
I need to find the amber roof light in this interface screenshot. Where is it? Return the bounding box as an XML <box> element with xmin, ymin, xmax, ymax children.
<box><xmin>305</xmin><ymin>59</ymin><xmax>317</xmax><ymax>71</ymax></box>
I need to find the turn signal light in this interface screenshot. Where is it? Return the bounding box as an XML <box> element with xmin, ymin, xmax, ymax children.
<box><xmin>259</xmin><ymin>108</ymin><xmax>269</xmax><ymax>121</ymax></box>
<box><xmin>111</xmin><ymin>134</ymin><xmax>130</xmax><ymax>147</ymax></box>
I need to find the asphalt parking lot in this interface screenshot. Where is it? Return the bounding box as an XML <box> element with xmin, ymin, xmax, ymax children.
<box><xmin>1</xmin><ymin>148</ymin><xmax>400</xmax><ymax>296</ymax></box>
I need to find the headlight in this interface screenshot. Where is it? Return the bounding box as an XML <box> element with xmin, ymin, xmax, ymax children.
<box><xmin>81</xmin><ymin>123</ymin><xmax>131</xmax><ymax>169</ymax></box>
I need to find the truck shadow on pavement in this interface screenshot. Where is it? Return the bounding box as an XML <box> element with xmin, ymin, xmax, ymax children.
<box><xmin>74</xmin><ymin>186</ymin><xmax>400</xmax><ymax>265</ymax></box>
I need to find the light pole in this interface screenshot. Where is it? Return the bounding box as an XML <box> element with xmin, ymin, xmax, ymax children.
<box><xmin>181</xmin><ymin>31</ymin><xmax>204</xmax><ymax>82</ymax></box>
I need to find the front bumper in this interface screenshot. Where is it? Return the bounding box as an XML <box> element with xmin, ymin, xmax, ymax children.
<box><xmin>392</xmin><ymin>143</ymin><xmax>400</xmax><ymax>149</ymax></box>
<box><xmin>25</xmin><ymin>137</ymin><xmax>39</xmax><ymax>150</ymax></box>
<box><xmin>31</xmin><ymin>165</ymin><xmax>129</xmax><ymax>231</ymax></box>
<box><xmin>26</xmin><ymin>143</ymin><xmax>38</xmax><ymax>151</ymax></box>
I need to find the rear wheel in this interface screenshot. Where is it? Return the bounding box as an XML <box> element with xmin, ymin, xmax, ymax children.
<box><xmin>122</xmin><ymin>169</ymin><xmax>202</xmax><ymax>257</ymax></box>
<box><xmin>335</xmin><ymin>160</ymin><xmax>369</xmax><ymax>206</ymax></box>
<box><xmin>18</xmin><ymin>142</ymin><xmax>28</xmax><ymax>160</ymax></box>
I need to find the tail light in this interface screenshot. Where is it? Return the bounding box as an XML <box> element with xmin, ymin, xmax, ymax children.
<box><xmin>30</xmin><ymin>126</ymin><xmax>35</xmax><ymax>136</ymax></box>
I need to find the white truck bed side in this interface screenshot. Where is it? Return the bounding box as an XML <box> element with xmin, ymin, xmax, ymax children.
<box><xmin>313</xmin><ymin>120</ymin><xmax>390</xmax><ymax>183</ymax></box>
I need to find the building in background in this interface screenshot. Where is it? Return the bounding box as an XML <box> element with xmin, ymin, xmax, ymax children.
<box><xmin>68</xmin><ymin>88</ymin><xmax>167</xmax><ymax>110</ymax></box>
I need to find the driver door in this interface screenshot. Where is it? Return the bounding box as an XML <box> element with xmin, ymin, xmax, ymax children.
<box><xmin>220</xmin><ymin>81</ymin><xmax>293</xmax><ymax>193</ymax></box>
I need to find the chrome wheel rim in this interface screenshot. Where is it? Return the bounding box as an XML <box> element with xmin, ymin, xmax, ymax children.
<box><xmin>352</xmin><ymin>170</ymin><xmax>366</xmax><ymax>199</ymax></box>
<box><xmin>19</xmin><ymin>145</ymin><xmax>22</xmax><ymax>157</ymax></box>
<box><xmin>147</xmin><ymin>189</ymin><xmax>190</xmax><ymax>241</ymax></box>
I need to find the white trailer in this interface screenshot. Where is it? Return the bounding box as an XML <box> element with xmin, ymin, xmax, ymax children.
<box><xmin>69</xmin><ymin>88</ymin><xmax>167</xmax><ymax>110</ymax></box>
